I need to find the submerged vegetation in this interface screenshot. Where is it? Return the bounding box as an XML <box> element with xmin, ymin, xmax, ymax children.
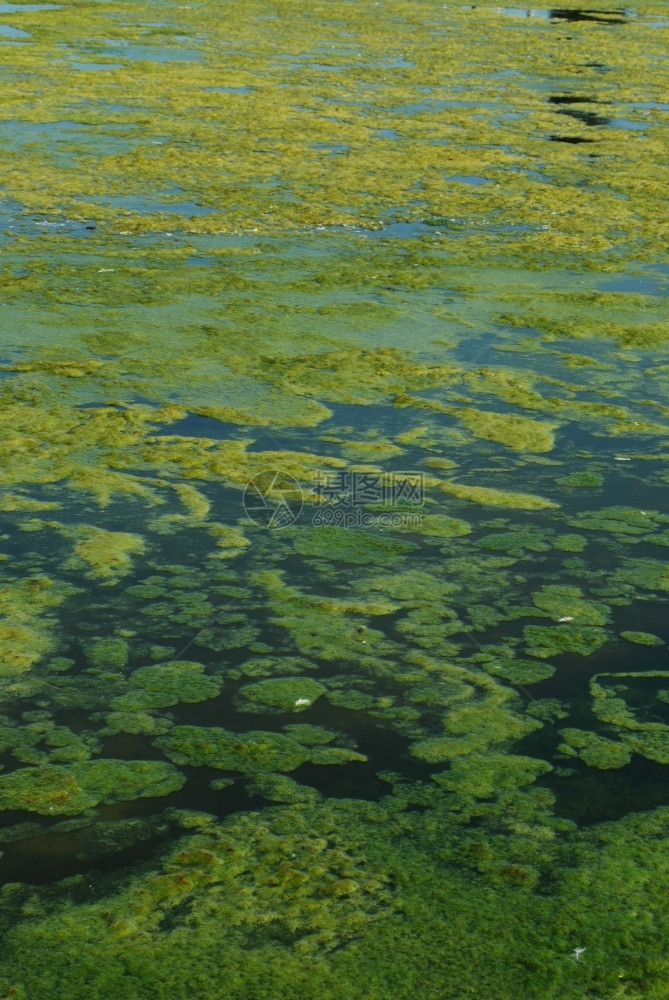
<box><xmin>0</xmin><ymin>0</ymin><xmax>668</xmax><ymax>996</ymax></box>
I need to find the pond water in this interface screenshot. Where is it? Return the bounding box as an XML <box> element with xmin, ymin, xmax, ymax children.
<box><xmin>0</xmin><ymin>1</ymin><xmax>668</xmax><ymax>998</ymax></box>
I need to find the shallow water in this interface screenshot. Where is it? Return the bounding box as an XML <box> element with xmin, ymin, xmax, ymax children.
<box><xmin>0</xmin><ymin>0</ymin><xmax>668</xmax><ymax>997</ymax></box>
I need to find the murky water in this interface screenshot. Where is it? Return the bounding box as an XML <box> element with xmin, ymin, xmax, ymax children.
<box><xmin>0</xmin><ymin>1</ymin><xmax>668</xmax><ymax>997</ymax></box>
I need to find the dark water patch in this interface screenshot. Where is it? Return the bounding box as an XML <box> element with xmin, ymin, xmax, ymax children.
<box><xmin>557</xmin><ymin>108</ymin><xmax>610</xmax><ymax>127</ymax></box>
<box><xmin>544</xmin><ymin>756</ymin><xmax>669</xmax><ymax>825</ymax></box>
<box><xmin>474</xmin><ymin>6</ymin><xmax>629</xmax><ymax>23</ymax></box>
<box><xmin>548</xmin><ymin>134</ymin><xmax>596</xmax><ymax>144</ymax></box>
<box><xmin>549</xmin><ymin>8</ymin><xmax>629</xmax><ymax>24</ymax></box>
<box><xmin>549</xmin><ymin>94</ymin><xmax>605</xmax><ymax>105</ymax></box>
<box><xmin>0</xmin><ymin>818</ymin><xmax>173</xmax><ymax>886</ymax></box>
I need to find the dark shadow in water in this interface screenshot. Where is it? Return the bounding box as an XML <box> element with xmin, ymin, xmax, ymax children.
<box><xmin>557</xmin><ymin>108</ymin><xmax>610</xmax><ymax>126</ymax></box>
<box><xmin>543</xmin><ymin>757</ymin><xmax>669</xmax><ymax>825</ymax></box>
<box><xmin>550</xmin><ymin>8</ymin><xmax>628</xmax><ymax>24</ymax></box>
<box><xmin>0</xmin><ymin>686</ymin><xmax>425</xmax><ymax>887</ymax></box>
<box><xmin>548</xmin><ymin>134</ymin><xmax>596</xmax><ymax>143</ymax></box>
<box><xmin>549</xmin><ymin>94</ymin><xmax>602</xmax><ymax>105</ymax></box>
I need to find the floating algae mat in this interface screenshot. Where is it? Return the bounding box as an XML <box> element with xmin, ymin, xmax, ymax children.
<box><xmin>0</xmin><ymin>0</ymin><xmax>669</xmax><ymax>996</ymax></box>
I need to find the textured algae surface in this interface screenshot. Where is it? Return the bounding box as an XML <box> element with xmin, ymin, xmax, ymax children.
<box><xmin>0</xmin><ymin>0</ymin><xmax>669</xmax><ymax>997</ymax></box>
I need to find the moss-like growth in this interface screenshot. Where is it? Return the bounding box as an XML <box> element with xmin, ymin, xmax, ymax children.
<box><xmin>281</xmin><ymin>724</ymin><xmax>338</xmax><ymax>746</ymax></box>
<box><xmin>435</xmin><ymin>480</ymin><xmax>559</xmax><ymax>511</ymax></box>
<box><xmin>0</xmin><ymin>759</ymin><xmax>184</xmax><ymax>815</ymax></box>
<box><xmin>569</xmin><ymin>508</ymin><xmax>668</xmax><ymax>538</ymax></box>
<box><xmin>103</xmin><ymin>711</ymin><xmax>173</xmax><ymax>736</ymax></box>
<box><xmin>484</xmin><ymin>658</ymin><xmax>556</xmax><ymax>685</ymax></box>
<box><xmin>85</xmin><ymin>637</ymin><xmax>129</xmax><ymax>671</ymax></box>
<box><xmin>556</xmin><ymin>471</ymin><xmax>604</xmax><ymax>488</ymax></box>
<box><xmin>558</xmin><ymin>729</ymin><xmax>632</xmax><ymax>769</ymax></box>
<box><xmin>155</xmin><ymin>725</ymin><xmax>310</xmax><ymax>774</ymax></box>
<box><xmin>432</xmin><ymin>753</ymin><xmax>552</xmax><ymax>797</ymax></box>
<box><xmin>130</xmin><ymin>661</ymin><xmax>222</xmax><ymax>704</ymax></box>
<box><xmin>395</xmin><ymin>514</ymin><xmax>471</xmax><ymax>540</ymax></box>
<box><xmin>294</xmin><ymin>526</ymin><xmax>416</xmax><ymax>565</ymax></box>
<box><xmin>475</xmin><ymin>529</ymin><xmax>550</xmax><ymax>557</ymax></box>
<box><xmin>531</xmin><ymin>585</ymin><xmax>611</xmax><ymax>626</ymax></box>
<box><xmin>64</xmin><ymin>526</ymin><xmax>145</xmax><ymax>583</ymax></box>
<box><xmin>524</xmin><ymin>624</ymin><xmax>609</xmax><ymax>659</ymax></box>
<box><xmin>552</xmin><ymin>534</ymin><xmax>587</xmax><ymax>553</ymax></box>
<box><xmin>455</xmin><ymin>408</ymin><xmax>558</xmax><ymax>453</ymax></box>
<box><xmin>247</xmin><ymin>773</ymin><xmax>321</xmax><ymax>804</ymax></box>
<box><xmin>238</xmin><ymin>677</ymin><xmax>327</xmax><ymax>713</ymax></box>
<box><xmin>620</xmin><ymin>631</ymin><xmax>664</xmax><ymax>647</ymax></box>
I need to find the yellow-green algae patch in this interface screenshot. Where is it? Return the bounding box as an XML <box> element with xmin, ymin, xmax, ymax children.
<box><xmin>531</xmin><ymin>585</ymin><xmax>611</xmax><ymax>626</ymax></box>
<box><xmin>558</xmin><ymin>729</ymin><xmax>632</xmax><ymax>770</ymax></box>
<box><xmin>0</xmin><ymin>573</ymin><xmax>77</xmax><ymax>679</ymax></box>
<box><xmin>432</xmin><ymin>753</ymin><xmax>552</xmax><ymax>798</ymax></box>
<box><xmin>238</xmin><ymin>677</ymin><xmax>327</xmax><ymax>714</ymax></box>
<box><xmin>590</xmin><ymin>671</ymin><xmax>669</xmax><ymax>765</ymax></box>
<box><xmin>128</xmin><ymin>661</ymin><xmax>222</xmax><ymax>705</ymax></box>
<box><xmin>620</xmin><ymin>630</ymin><xmax>664</xmax><ymax>646</ymax></box>
<box><xmin>155</xmin><ymin>725</ymin><xmax>365</xmax><ymax>775</ymax></box>
<box><xmin>63</xmin><ymin>526</ymin><xmax>145</xmax><ymax>583</ymax></box>
<box><xmin>0</xmin><ymin>760</ymin><xmax>185</xmax><ymax>816</ymax></box>
<box><xmin>452</xmin><ymin>408</ymin><xmax>559</xmax><ymax>453</ymax></box>
<box><xmin>0</xmin><ymin>0</ymin><xmax>669</xmax><ymax>996</ymax></box>
<box><xmin>434</xmin><ymin>479</ymin><xmax>559</xmax><ymax>511</ymax></box>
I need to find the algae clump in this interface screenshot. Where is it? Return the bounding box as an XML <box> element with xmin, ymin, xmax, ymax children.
<box><xmin>155</xmin><ymin>725</ymin><xmax>310</xmax><ymax>774</ymax></box>
<box><xmin>294</xmin><ymin>526</ymin><xmax>417</xmax><ymax>564</ymax></box>
<box><xmin>65</xmin><ymin>527</ymin><xmax>145</xmax><ymax>583</ymax></box>
<box><xmin>524</xmin><ymin>625</ymin><xmax>609</xmax><ymax>659</ymax></box>
<box><xmin>0</xmin><ymin>759</ymin><xmax>184</xmax><ymax>815</ymax></box>
<box><xmin>129</xmin><ymin>661</ymin><xmax>222</xmax><ymax>704</ymax></box>
<box><xmin>238</xmin><ymin>677</ymin><xmax>327</xmax><ymax>713</ymax></box>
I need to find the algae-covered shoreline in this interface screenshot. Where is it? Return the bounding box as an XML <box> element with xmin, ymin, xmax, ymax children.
<box><xmin>0</xmin><ymin>0</ymin><xmax>668</xmax><ymax>997</ymax></box>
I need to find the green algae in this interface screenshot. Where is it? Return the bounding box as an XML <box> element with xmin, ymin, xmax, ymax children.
<box><xmin>558</xmin><ymin>729</ymin><xmax>632</xmax><ymax>770</ymax></box>
<box><xmin>0</xmin><ymin>0</ymin><xmax>668</xmax><ymax>996</ymax></box>
<box><xmin>247</xmin><ymin>773</ymin><xmax>321</xmax><ymax>804</ymax></box>
<box><xmin>552</xmin><ymin>534</ymin><xmax>587</xmax><ymax>553</ymax></box>
<box><xmin>556</xmin><ymin>471</ymin><xmax>604</xmax><ymax>488</ymax></box>
<box><xmin>85</xmin><ymin>637</ymin><xmax>129</xmax><ymax>671</ymax></box>
<box><xmin>484</xmin><ymin>657</ymin><xmax>556</xmax><ymax>685</ymax></box>
<box><xmin>524</xmin><ymin>624</ymin><xmax>609</xmax><ymax>659</ymax></box>
<box><xmin>0</xmin><ymin>573</ymin><xmax>77</xmax><ymax>679</ymax></box>
<box><xmin>129</xmin><ymin>661</ymin><xmax>221</xmax><ymax>704</ymax></box>
<box><xmin>475</xmin><ymin>528</ymin><xmax>551</xmax><ymax>557</ymax></box>
<box><xmin>432</xmin><ymin>753</ymin><xmax>552</xmax><ymax>798</ymax></box>
<box><xmin>620</xmin><ymin>630</ymin><xmax>665</xmax><ymax>646</ymax></box>
<box><xmin>435</xmin><ymin>479</ymin><xmax>559</xmax><ymax>511</ymax></box>
<box><xmin>0</xmin><ymin>759</ymin><xmax>184</xmax><ymax>816</ymax></box>
<box><xmin>238</xmin><ymin>677</ymin><xmax>327</xmax><ymax>713</ymax></box>
<box><xmin>155</xmin><ymin>726</ymin><xmax>310</xmax><ymax>774</ymax></box>
<box><xmin>64</xmin><ymin>526</ymin><xmax>145</xmax><ymax>583</ymax></box>
<box><xmin>568</xmin><ymin>507</ymin><xmax>669</xmax><ymax>538</ymax></box>
<box><xmin>531</xmin><ymin>585</ymin><xmax>611</xmax><ymax>626</ymax></box>
<box><xmin>453</xmin><ymin>408</ymin><xmax>559</xmax><ymax>453</ymax></box>
<box><xmin>294</xmin><ymin>526</ymin><xmax>417</xmax><ymax>565</ymax></box>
